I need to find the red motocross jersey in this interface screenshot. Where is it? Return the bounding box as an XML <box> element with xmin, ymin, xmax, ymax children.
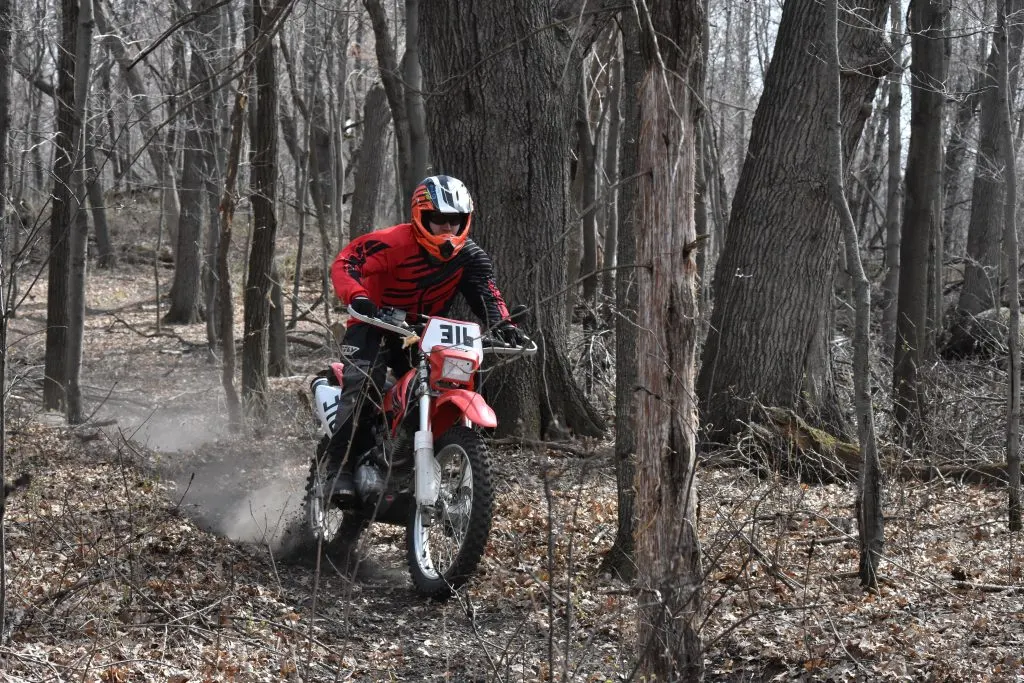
<box><xmin>331</xmin><ymin>222</ymin><xmax>511</xmax><ymax>327</ymax></box>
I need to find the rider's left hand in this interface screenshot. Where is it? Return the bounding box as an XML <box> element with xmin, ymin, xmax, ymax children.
<box><xmin>494</xmin><ymin>321</ymin><xmax>528</xmax><ymax>347</ymax></box>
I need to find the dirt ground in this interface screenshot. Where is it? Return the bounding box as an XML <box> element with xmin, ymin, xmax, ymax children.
<box><xmin>1</xmin><ymin>234</ymin><xmax>1024</xmax><ymax>681</ymax></box>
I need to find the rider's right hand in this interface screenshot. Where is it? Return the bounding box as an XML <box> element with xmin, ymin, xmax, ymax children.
<box><xmin>350</xmin><ymin>296</ymin><xmax>378</xmax><ymax>319</ymax></box>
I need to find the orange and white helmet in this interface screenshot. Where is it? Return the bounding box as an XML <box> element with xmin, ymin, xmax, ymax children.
<box><xmin>410</xmin><ymin>175</ymin><xmax>474</xmax><ymax>261</ymax></box>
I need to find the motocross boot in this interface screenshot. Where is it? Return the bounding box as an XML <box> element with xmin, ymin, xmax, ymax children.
<box><xmin>323</xmin><ymin>418</ymin><xmax>375</xmax><ymax>505</ymax></box>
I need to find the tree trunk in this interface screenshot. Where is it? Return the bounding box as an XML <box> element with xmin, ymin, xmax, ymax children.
<box><xmin>893</xmin><ymin>0</ymin><xmax>950</xmax><ymax>444</ymax></box>
<box><xmin>1</xmin><ymin>0</ymin><xmax>11</xmax><ymax>635</ymax></box>
<box><xmin>166</xmin><ymin>0</ymin><xmax>219</xmax><ymax>325</ymax></box>
<box><xmin>349</xmin><ymin>84</ymin><xmax>389</xmax><ymax>238</ymax></box>
<box><xmin>825</xmin><ymin>0</ymin><xmax>884</xmax><ymax>590</ymax></box>
<box><xmin>420</xmin><ymin>0</ymin><xmax>605</xmax><ymax>439</ymax></box>
<box><xmin>955</xmin><ymin>0</ymin><xmax>1024</xmax><ymax>320</ymax></box>
<box><xmin>633</xmin><ymin>3</ymin><xmax>705</xmax><ymax>678</ymax></box>
<box><xmin>66</xmin><ymin>0</ymin><xmax>94</xmax><ymax>425</ymax></box>
<box><xmin>881</xmin><ymin>3</ymin><xmax>904</xmax><ymax>353</ymax></box>
<box><xmin>94</xmin><ymin>0</ymin><xmax>180</xmax><ymax>246</ymax></box>
<box><xmin>600</xmin><ymin>52</ymin><xmax>621</xmax><ymax>303</ymax></box>
<box><xmin>403</xmin><ymin>0</ymin><xmax>428</xmax><ymax>185</ymax></box>
<box><xmin>268</xmin><ymin>264</ymin><xmax>289</xmax><ymax>376</ymax></box>
<box><xmin>43</xmin><ymin>0</ymin><xmax>78</xmax><ymax>412</ymax></box>
<box><xmin>697</xmin><ymin>0</ymin><xmax>890</xmax><ymax>440</ymax></box>
<box><xmin>85</xmin><ymin>135</ymin><xmax>115</xmax><ymax>269</ymax></box>
<box><xmin>600</xmin><ymin>14</ymin><xmax>641</xmax><ymax>583</ymax></box>
<box><xmin>364</xmin><ymin>0</ymin><xmax>414</xmax><ymax>206</ymax></box>
<box><xmin>997</xmin><ymin>0</ymin><xmax>1022</xmax><ymax>531</ymax></box>
<box><xmin>218</xmin><ymin>77</ymin><xmax>249</xmax><ymax>433</ymax></box>
<box><xmin>579</xmin><ymin>85</ymin><xmax>599</xmax><ymax>306</ymax></box>
<box><xmin>242</xmin><ymin>0</ymin><xmax>280</xmax><ymax>424</ymax></box>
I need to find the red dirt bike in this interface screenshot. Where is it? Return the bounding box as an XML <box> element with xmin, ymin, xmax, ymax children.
<box><xmin>304</xmin><ymin>304</ymin><xmax>536</xmax><ymax>600</ymax></box>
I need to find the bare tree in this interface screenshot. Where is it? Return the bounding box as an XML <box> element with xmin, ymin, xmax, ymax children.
<box><xmin>996</xmin><ymin>0</ymin><xmax>1022</xmax><ymax>531</ymax></box>
<box><xmin>825</xmin><ymin>0</ymin><xmax>883</xmax><ymax>589</ymax></box>
<box><xmin>242</xmin><ymin>0</ymin><xmax>283</xmax><ymax>422</ymax></box>
<box><xmin>348</xmin><ymin>84</ymin><xmax>390</xmax><ymax>238</ymax></box>
<box><xmin>601</xmin><ymin>14</ymin><xmax>641</xmax><ymax>582</ymax></box>
<box><xmin>893</xmin><ymin>0</ymin><xmax>950</xmax><ymax>443</ymax></box>
<box><xmin>948</xmin><ymin>0</ymin><xmax>1024</xmax><ymax>352</ymax></box>
<box><xmin>66</xmin><ymin>0</ymin><xmax>95</xmax><ymax>425</ymax></box>
<box><xmin>0</xmin><ymin>0</ymin><xmax>13</xmax><ymax>640</ymax></box>
<box><xmin>696</xmin><ymin>0</ymin><xmax>890</xmax><ymax>440</ymax></box>
<box><xmin>881</xmin><ymin>1</ymin><xmax>904</xmax><ymax>352</ymax></box>
<box><xmin>166</xmin><ymin>0</ymin><xmax>221</xmax><ymax>325</ymax></box>
<box><xmin>420</xmin><ymin>0</ymin><xmax>606</xmax><ymax>439</ymax></box>
<box><xmin>633</xmin><ymin>1</ymin><xmax>706</xmax><ymax>677</ymax></box>
<box><xmin>43</xmin><ymin>0</ymin><xmax>79</xmax><ymax>412</ymax></box>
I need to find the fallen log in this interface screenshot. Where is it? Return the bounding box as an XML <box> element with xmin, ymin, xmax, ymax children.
<box><xmin>704</xmin><ymin>406</ymin><xmax>1022</xmax><ymax>486</ymax></box>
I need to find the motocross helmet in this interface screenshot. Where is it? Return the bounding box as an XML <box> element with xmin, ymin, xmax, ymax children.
<box><xmin>410</xmin><ymin>175</ymin><xmax>474</xmax><ymax>261</ymax></box>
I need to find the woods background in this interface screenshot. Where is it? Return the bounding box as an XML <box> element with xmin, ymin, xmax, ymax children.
<box><xmin>1</xmin><ymin>0</ymin><xmax>1023</xmax><ymax>680</ymax></box>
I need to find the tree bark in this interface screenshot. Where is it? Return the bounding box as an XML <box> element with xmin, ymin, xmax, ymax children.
<box><xmin>349</xmin><ymin>84</ymin><xmax>389</xmax><ymax>238</ymax></box>
<box><xmin>893</xmin><ymin>0</ymin><xmax>950</xmax><ymax>444</ymax></box>
<box><xmin>600</xmin><ymin>52</ymin><xmax>621</xmax><ymax>303</ymax></box>
<box><xmin>242</xmin><ymin>0</ymin><xmax>281</xmax><ymax>424</ymax></box>
<box><xmin>66</xmin><ymin>0</ymin><xmax>94</xmax><ymax>425</ymax></box>
<box><xmin>951</xmin><ymin>0</ymin><xmax>1024</xmax><ymax>331</ymax></box>
<box><xmin>1</xmin><ymin>0</ymin><xmax>12</xmax><ymax>637</ymax></box>
<box><xmin>633</xmin><ymin>2</ymin><xmax>705</xmax><ymax>677</ymax></box>
<box><xmin>166</xmin><ymin>0</ymin><xmax>220</xmax><ymax>324</ymax></box>
<box><xmin>881</xmin><ymin>3</ymin><xmax>904</xmax><ymax>353</ymax></box>
<box><xmin>697</xmin><ymin>0</ymin><xmax>891</xmax><ymax>440</ymax></box>
<box><xmin>218</xmin><ymin>77</ymin><xmax>249</xmax><ymax>433</ymax></box>
<box><xmin>43</xmin><ymin>0</ymin><xmax>78</xmax><ymax>412</ymax></box>
<box><xmin>825</xmin><ymin>0</ymin><xmax>884</xmax><ymax>590</ymax></box>
<box><xmin>600</xmin><ymin>13</ymin><xmax>641</xmax><ymax>584</ymax></box>
<box><xmin>94</xmin><ymin>0</ymin><xmax>180</xmax><ymax>246</ymax></box>
<box><xmin>364</xmin><ymin>0</ymin><xmax>413</xmax><ymax>207</ymax></box>
<box><xmin>997</xmin><ymin>0</ymin><xmax>1022</xmax><ymax>531</ymax></box>
<box><xmin>420</xmin><ymin>0</ymin><xmax>604</xmax><ymax>439</ymax></box>
<box><xmin>403</xmin><ymin>0</ymin><xmax>428</xmax><ymax>185</ymax></box>
<box><xmin>85</xmin><ymin>135</ymin><xmax>115</xmax><ymax>269</ymax></box>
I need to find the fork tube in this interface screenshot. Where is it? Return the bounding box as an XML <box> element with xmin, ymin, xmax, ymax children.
<box><xmin>414</xmin><ymin>359</ymin><xmax>439</xmax><ymax>506</ymax></box>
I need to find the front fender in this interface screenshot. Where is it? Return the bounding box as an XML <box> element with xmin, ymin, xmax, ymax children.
<box><xmin>432</xmin><ymin>390</ymin><xmax>497</xmax><ymax>433</ymax></box>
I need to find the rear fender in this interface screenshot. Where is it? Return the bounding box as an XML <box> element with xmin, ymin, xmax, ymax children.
<box><xmin>432</xmin><ymin>390</ymin><xmax>497</xmax><ymax>434</ymax></box>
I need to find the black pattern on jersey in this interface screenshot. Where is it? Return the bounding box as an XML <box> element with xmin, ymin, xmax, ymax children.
<box><xmin>344</xmin><ymin>239</ymin><xmax>388</xmax><ymax>284</ymax></box>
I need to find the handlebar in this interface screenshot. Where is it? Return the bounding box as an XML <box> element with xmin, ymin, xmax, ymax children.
<box><xmin>346</xmin><ymin>304</ymin><xmax>538</xmax><ymax>356</ymax></box>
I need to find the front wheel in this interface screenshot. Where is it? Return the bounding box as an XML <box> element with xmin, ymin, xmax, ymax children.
<box><xmin>406</xmin><ymin>425</ymin><xmax>493</xmax><ymax>600</ymax></box>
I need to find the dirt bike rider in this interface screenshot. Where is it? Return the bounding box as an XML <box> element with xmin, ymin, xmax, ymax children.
<box><xmin>324</xmin><ymin>175</ymin><xmax>527</xmax><ymax>501</ymax></box>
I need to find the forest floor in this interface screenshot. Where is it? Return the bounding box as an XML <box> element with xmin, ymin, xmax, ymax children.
<box><xmin>1</xmin><ymin>240</ymin><xmax>1024</xmax><ymax>681</ymax></box>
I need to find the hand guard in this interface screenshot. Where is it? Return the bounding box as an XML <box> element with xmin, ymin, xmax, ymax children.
<box><xmin>494</xmin><ymin>321</ymin><xmax>528</xmax><ymax>347</ymax></box>
<box><xmin>350</xmin><ymin>296</ymin><xmax>378</xmax><ymax>319</ymax></box>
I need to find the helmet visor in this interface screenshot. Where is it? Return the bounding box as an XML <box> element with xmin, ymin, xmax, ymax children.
<box><xmin>424</xmin><ymin>211</ymin><xmax>469</xmax><ymax>234</ymax></box>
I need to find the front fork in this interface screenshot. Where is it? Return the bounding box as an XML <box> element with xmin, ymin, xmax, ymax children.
<box><xmin>413</xmin><ymin>362</ymin><xmax>441</xmax><ymax>508</ymax></box>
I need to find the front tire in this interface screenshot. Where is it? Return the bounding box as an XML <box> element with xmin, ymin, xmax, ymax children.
<box><xmin>406</xmin><ymin>425</ymin><xmax>493</xmax><ymax>600</ymax></box>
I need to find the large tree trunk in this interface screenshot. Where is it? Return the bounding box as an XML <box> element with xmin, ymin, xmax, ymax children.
<box><xmin>43</xmin><ymin>0</ymin><xmax>78</xmax><ymax>412</ymax></box>
<box><xmin>950</xmin><ymin>0</ymin><xmax>1024</xmax><ymax>328</ymax></box>
<box><xmin>893</xmin><ymin>0</ymin><xmax>950</xmax><ymax>443</ymax></box>
<box><xmin>242</xmin><ymin>0</ymin><xmax>281</xmax><ymax>423</ymax></box>
<box><xmin>0</xmin><ymin>0</ymin><xmax>10</xmax><ymax>637</ymax></box>
<box><xmin>697</xmin><ymin>0</ymin><xmax>890</xmax><ymax>440</ymax></box>
<box><xmin>633</xmin><ymin>3</ymin><xmax>705</xmax><ymax>678</ymax></box>
<box><xmin>420</xmin><ymin>0</ymin><xmax>604</xmax><ymax>439</ymax></box>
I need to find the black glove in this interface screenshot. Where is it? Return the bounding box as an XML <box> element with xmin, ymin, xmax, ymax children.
<box><xmin>350</xmin><ymin>296</ymin><xmax>378</xmax><ymax>319</ymax></box>
<box><xmin>494</xmin><ymin>320</ymin><xmax>527</xmax><ymax>347</ymax></box>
